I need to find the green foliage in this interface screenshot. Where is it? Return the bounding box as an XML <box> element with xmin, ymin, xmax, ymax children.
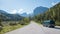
<box><xmin>0</xmin><ymin>17</ymin><xmax>30</xmax><ymax>34</ymax></box>
<box><xmin>33</xmin><ymin>2</ymin><xmax>60</xmax><ymax>26</ymax></box>
<box><xmin>0</xmin><ymin>20</ymin><xmax>3</xmax><ymax>26</ymax></box>
<box><xmin>23</xmin><ymin>18</ymin><xmax>30</xmax><ymax>23</ymax></box>
<box><xmin>9</xmin><ymin>22</ymin><xmax>17</xmax><ymax>26</ymax></box>
<box><xmin>0</xmin><ymin>26</ymin><xmax>3</xmax><ymax>32</ymax></box>
<box><xmin>0</xmin><ymin>24</ymin><xmax>23</xmax><ymax>34</ymax></box>
<box><xmin>19</xmin><ymin>18</ymin><xmax>30</xmax><ymax>25</ymax></box>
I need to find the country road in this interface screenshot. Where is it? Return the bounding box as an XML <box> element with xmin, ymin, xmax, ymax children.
<box><xmin>5</xmin><ymin>21</ymin><xmax>60</xmax><ymax>34</ymax></box>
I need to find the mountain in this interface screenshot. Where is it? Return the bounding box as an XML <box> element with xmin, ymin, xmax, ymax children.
<box><xmin>44</xmin><ymin>2</ymin><xmax>60</xmax><ymax>21</ymax></box>
<box><xmin>20</xmin><ymin>6</ymin><xmax>48</xmax><ymax>17</ymax></box>
<box><xmin>0</xmin><ymin>10</ymin><xmax>23</xmax><ymax>21</ymax></box>
<box><xmin>0</xmin><ymin>10</ymin><xmax>8</xmax><ymax>14</ymax></box>
<box><xmin>20</xmin><ymin>12</ymin><xmax>34</xmax><ymax>17</ymax></box>
<box><xmin>0</xmin><ymin>10</ymin><xmax>10</xmax><ymax>21</ymax></box>
<box><xmin>33</xmin><ymin>2</ymin><xmax>60</xmax><ymax>26</ymax></box>
<box><xmin>20</xmin><ymin>13</ymin><xmax>29</xmax><ymax>17</ymax></box>
<box><xmin>34</xmin><ymin>6</ymin><xmax>48</xmax><ymax>16</ymax></box>
<box><xmin>42</xmin><ymin>2</ymin><xmax>60</xmax><ymax>26</ymax></box>
<box><xmin>6</xmin><ymin>14</ymin><xmax>23</xmax><ymax>21</ymax></box>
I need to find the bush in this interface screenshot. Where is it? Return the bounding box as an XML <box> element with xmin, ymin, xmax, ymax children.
<box><xmin>0</xmin><ymin>24</ymin><xmax>23</xmax><ymax>34</ymax></box>
<box><xmin>0</xmin><ymin>22</ymin><xmax>3</xmax><ymax>26</ymax></box>
<box><xmin>19</xmin><ymin>18</ymin><xmax>30</xmax><ymax>25</ymax></box>
<box><xmin>9</xmin><ymin>22</ymin><xmax>17</xmax><ymax>26</ymax></box>
<box><xmin>0</xmin><ymin>26</ymin><xmax>3</xmax><ymax>31</ymax></box>
<box><xmin>19</xmin><ymin>20</ymin><xmax>25</xmax><ymax>25</ymax></box>
<box><xmin>23</xmin><ymin>18</ymin><xmax>30</xmax><ymax>23</ymax></box>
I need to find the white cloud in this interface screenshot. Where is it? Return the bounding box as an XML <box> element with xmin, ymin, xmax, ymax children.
<box><xmin>18</xmin><ymin>9</ymin><xmax>33</xmax><ymax>14</ymax></box>
<box><xmin>9</xmin><ymin>9</ymin><xmax>33</xmax><ymax>14</ymax></box>
<box><xmin>9</xmin><ymin>9</ymin><xmax>17</xmax><ymax>14</ymax></box>
<box><xmin>9</xmin><ymin>9</ymin><xmax>24</xmax><ymax>14</ymax></box>
<box><xmin>51</xmin><ymin>2</ymin><xmax>58</xmax><ymax>6</ymax></box>
<box><xmin>26</xmin><ymin>11</ymin><xmax>33</xmax><ymax>14</ymax></box>
<box><xmin>17</xmin><ymin>9</ymin><xmax>25</xmax><ymax>14</ymax></box>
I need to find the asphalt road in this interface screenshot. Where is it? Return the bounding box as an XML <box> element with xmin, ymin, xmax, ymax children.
<box><xmin>5</xmin><ymin>21</ymin><xmax>60</xmax><ymax>34</ymax></box>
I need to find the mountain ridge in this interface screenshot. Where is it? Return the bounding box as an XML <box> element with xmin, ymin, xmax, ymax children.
<box><xmin>0</xmin><ymin>10</ymin><xmax>23</xmax><ymax>21</ymax></box>
<box><xmin>33</xmin><ymin>6</ymin><xmax>48</xmax><ymax>16</ymax></box>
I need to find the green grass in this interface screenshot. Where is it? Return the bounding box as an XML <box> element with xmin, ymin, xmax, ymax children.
<box><xmin>0</xmin><ymin>21</ymin><xmax>30</xmax><ymax>34</ymax></box>
<box><xmin>0</xmin><ymin>24</ymin><xmax>25</xmax><ymax>34</ymax></box>
<box><xmin>55</xmin><ymin>21</ymin><xmax>60</xmax><ymax>26</ymax></box>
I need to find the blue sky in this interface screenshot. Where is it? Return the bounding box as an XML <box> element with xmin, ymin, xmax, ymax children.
<box><xmin>0</xmin><ymin>0</ymin><xmax>60</xmax><ymax>14</ymax></box>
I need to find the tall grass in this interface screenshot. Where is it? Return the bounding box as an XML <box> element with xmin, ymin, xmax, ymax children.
<box><xmin>0</xmin><ymin>24</ymin><xmax>24</xmax><ymax>34</ymax></box>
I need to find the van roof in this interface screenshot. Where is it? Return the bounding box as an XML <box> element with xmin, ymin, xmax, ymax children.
<box><xmin>44</xmin><ymin>20</ymin><xmax>53</xmax><ymax>22</ymax></box>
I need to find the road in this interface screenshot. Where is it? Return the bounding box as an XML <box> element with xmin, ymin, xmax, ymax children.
<box><xmin>5</xmin><ymin>21</ymin><xmax>60</xmax><ymax>34</ymax></box>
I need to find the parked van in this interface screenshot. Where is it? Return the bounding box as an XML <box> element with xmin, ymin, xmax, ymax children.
<box><xmin>42</xmin><ymin>20</ymin><xmax>55</xmax><ymax>28</ymax></box>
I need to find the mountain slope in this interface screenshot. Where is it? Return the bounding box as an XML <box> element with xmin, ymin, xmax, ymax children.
<box><xmin>33</xmin><ymin>2</ymin><xmax>60</xmax><ymax>26</ymax></box>
<box><xmin>34</xmin><ymin>6</ymin><xmax>48</xmax><ymax>16</ymax></box>
<box><xmin>43</xmin><ymin>2</ymin><xmax>60</xmax><ymax>26</ymax></box>
<box><xmin>20</xmin><ymin>13</ymin><xmax>29</xmax><ymax>17</ymax></box>
<box><xmin>45</xmin><ymin>2</ymin><xmax>60</xmax><ymax>21</ymax></box>
<box><xmin>19</xmin><ymin>6</ymin><xmax>48</xmax><ymax>17</ymax></box>
<box><xmin>0</xmin><ymin>10</ymin><xmax>10</xmax><ymax>21</ymax></box>
<box><xmin>0</xmin><ymin>10</ymin><xmax>23</xmax><ymax>21</ymax></box>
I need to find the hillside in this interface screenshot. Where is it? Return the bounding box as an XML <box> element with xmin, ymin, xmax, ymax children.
<box><xmin>0</xmin><ymin>10</ymin><xmax>23</xmax><ymax>21</ymax></box>
<box><xmin>34</xmin><ymin>6</ymin><xmax>48</xmax><ymax>16</ymax></box>
<box><xmin>44</xmin><ymin>2</ymin><xmax>60</xmax><ymax>21</ymax></box>
<box><xmin>33</xmin><ymin>2</ymin><xmax>60</xmax><ymax>26</ymax></box>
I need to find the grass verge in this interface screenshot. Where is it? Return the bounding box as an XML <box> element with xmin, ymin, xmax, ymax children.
<box><xmin>0</xmin><ymin>24</ymin><xmax>25</xmax><ymax>34</ymax></box>
<box><xmin>55</xmin><ymin>21</ymin><xmax>60</xmax><ymax>26</ymax></box>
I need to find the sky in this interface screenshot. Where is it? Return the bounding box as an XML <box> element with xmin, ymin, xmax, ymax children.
<box><xmin>0</xmin><ymin>0</ymin><xmax>60</xmax><ymax>14</ymax></box>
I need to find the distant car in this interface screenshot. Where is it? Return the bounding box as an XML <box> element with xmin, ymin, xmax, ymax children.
<box><xmin>42</xmin><ymin>20</ymin><xmax>55</xmax><ymax>28</ymax></box>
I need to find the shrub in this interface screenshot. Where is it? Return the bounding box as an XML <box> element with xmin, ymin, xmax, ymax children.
<box><xmin>19</xmin><ymin>18</ymin><xmax>30</xmax><ymax>25</ymax></box>
<box><xmin>0</xmin><ymin>26</ymin><xmax>3</xmax><ymax>31</ymax></box>
<box><xmin>9</xmin><ymin>22</ymin><xmax>17</xmax><ymax>26</ymax></box>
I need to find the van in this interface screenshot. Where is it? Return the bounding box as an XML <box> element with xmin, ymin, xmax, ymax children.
<box><xmin>42</xmin><ymin>20</ymin><xmax>55</xmax><ymax>28</ymax></box>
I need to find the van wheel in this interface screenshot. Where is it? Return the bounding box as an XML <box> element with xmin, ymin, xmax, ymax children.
<box><xmin>49</xmin><ymin>26</ymin><xmax>55</xmax><ymax>28</ymax></box>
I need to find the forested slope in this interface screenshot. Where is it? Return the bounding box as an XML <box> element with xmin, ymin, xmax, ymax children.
<box><xmin>33</xmin><ymin>2</ymin><xmax>60</xmax><ymax>26</ymax></box>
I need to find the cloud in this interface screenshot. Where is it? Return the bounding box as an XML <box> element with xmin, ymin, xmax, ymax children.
<box><xmin>9</xmin><ymin>9</ymin><xmax>33</xmax><ymax>14</ymax></box>
<box><xmin>9</xmin><ymin>9</ymin><xmax>24</xmax><ymax>14</ymax></box>
<box><xmin>17</xmin><ymin>9</ymin><xmax>25</xmax><ymax>14</ymax></box>
<box><xmin>10</xmin><ymin>9</ymin><xmax>17</xmax><ymax>14</ymax></box>
<box><xmin>51</xmin><ymin>2</ymin><xmax>58</xmax><ymax>6</ymax></box>
<box><xmin>26</xmin><ymin>11</ymin><xmax>33</xmax><ymax>14</ymax></box>
<box><xmin>18</xmin><ymin>9</ymin><xmax>33</xmax><ymax>14</ymax></box>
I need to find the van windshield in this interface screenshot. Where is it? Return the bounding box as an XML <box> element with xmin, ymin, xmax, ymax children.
<box><xmin>43</xmin><ymin>22</ymin><xmax>50</xmax><ymax>24</ymax></box>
